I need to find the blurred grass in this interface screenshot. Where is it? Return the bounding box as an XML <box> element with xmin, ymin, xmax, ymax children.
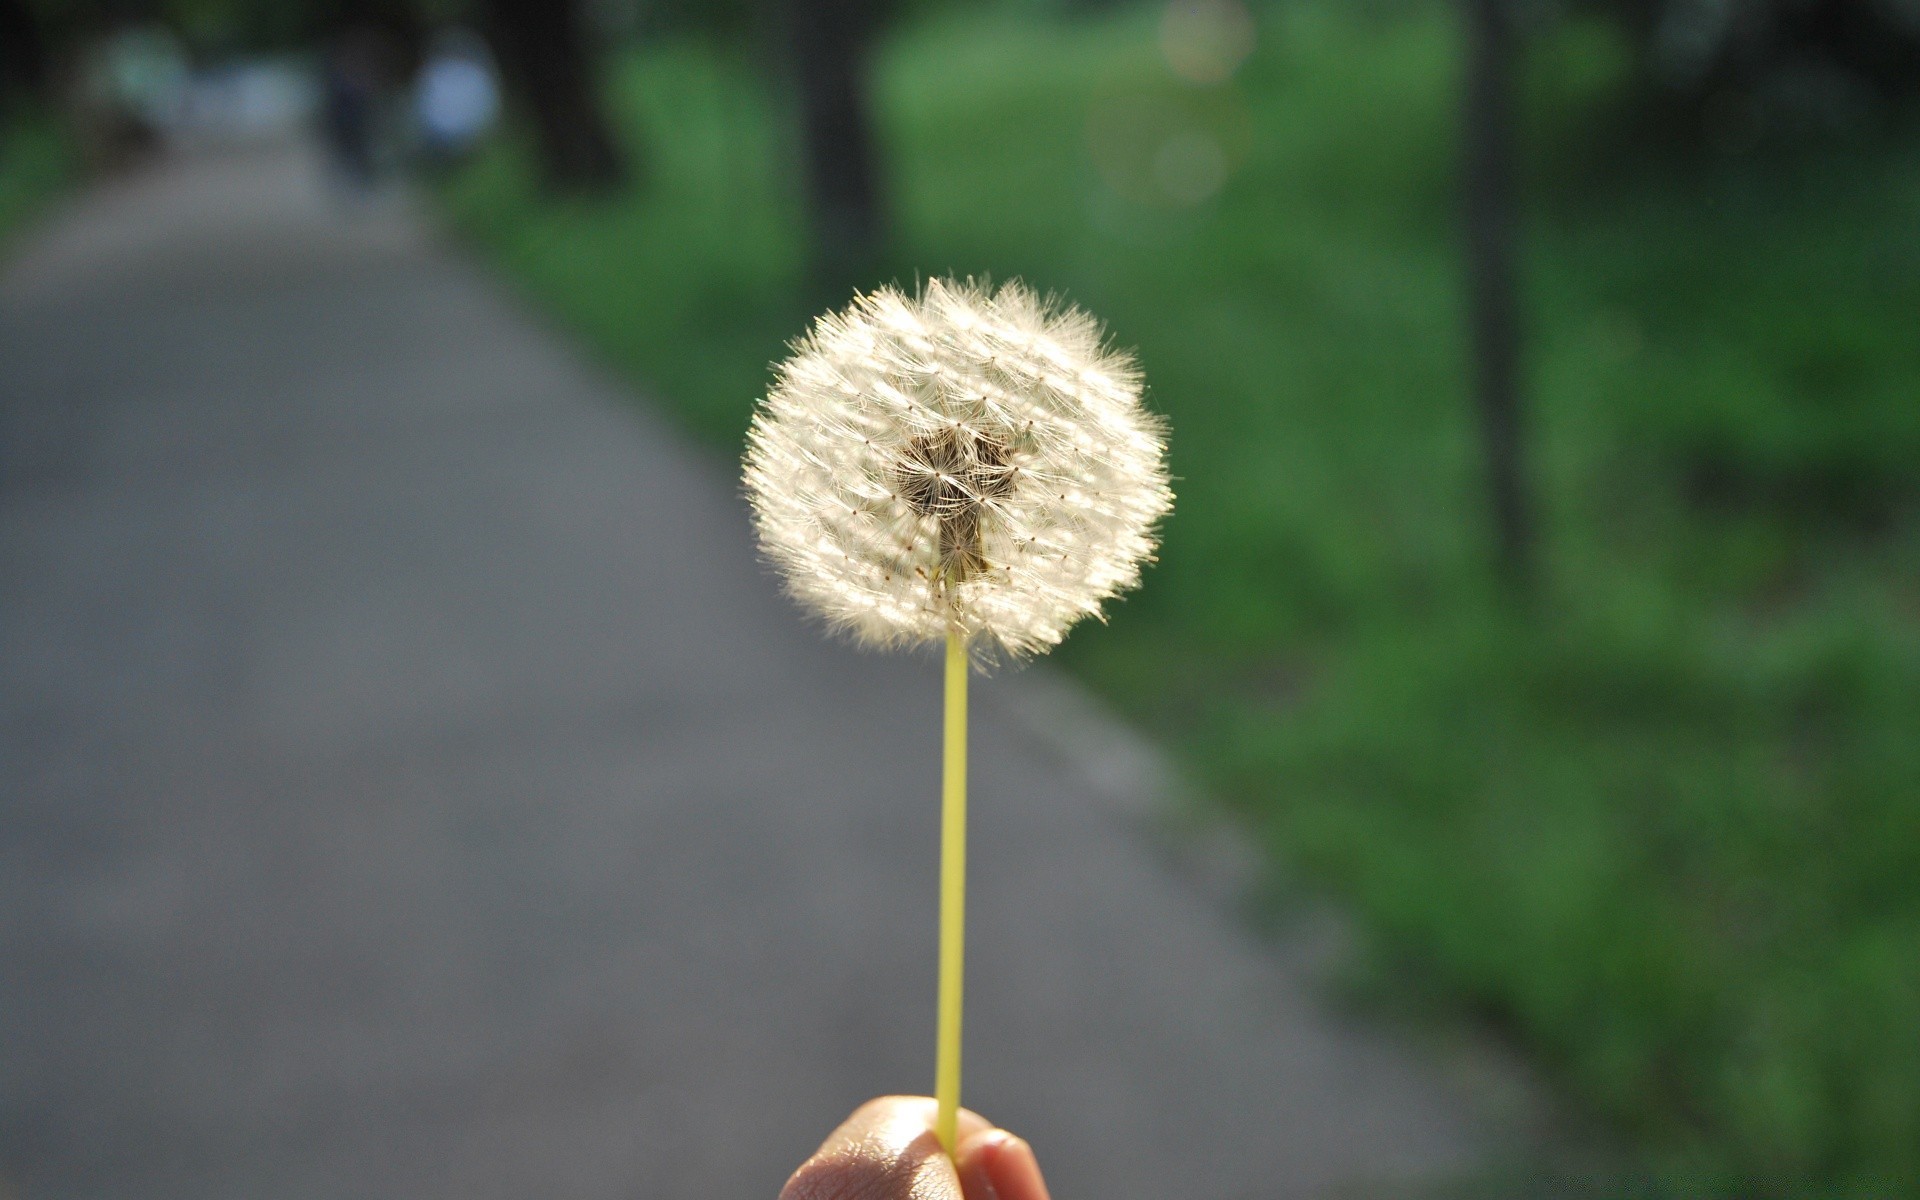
<box><xmin>440</xmin><ymin>4</ymin><xmax>1920</xmax><ymax>1194</ymax></box>
<box><xmin>0</xmin><ymin>112</ymin><xmax>75</xmax><ymax>255</ymax></box>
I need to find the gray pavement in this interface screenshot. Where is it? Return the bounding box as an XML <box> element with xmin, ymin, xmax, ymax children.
<box><xmin>1</xmin><ymin>146</ymin><xmax>1484</xmax><ymax>1199</ymax></box>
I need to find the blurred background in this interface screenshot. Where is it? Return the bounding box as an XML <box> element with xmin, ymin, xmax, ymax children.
<box><xmin>4</xmin><ymin>0</ymin><xmax>1919</xmax><ymax>1195</ymax></box>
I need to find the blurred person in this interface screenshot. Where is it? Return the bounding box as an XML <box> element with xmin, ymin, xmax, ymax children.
<box><xmin>781</xmin><ymin>1097</ymin><xmax>1051</xmax><ymax>1200</ymax></box>
<box><xmin>411</xmin><ymin>27</ymin><xmax>499</xmax><ymax>169</ymax></box>
<box><xmin>319</xmin><ymin>27</ymin><xmax>397</xmax><ymax>192</ymax></box>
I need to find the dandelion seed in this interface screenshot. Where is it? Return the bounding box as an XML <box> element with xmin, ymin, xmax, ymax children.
<box><xmin>743</xmin><ymin>278</ymin><xmax>1173</xmax><ymax>659</ymax></box>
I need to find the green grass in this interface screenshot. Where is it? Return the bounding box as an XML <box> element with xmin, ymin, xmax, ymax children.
<box><xmin>0</xmin><ymin>110</ymin><xmax>75</xmax><ymax>255</ymax></box>
<box><xmin>440</xmin><ymin>5</ymin><xmax>1920</xmax><ymax>1194</ymax></box>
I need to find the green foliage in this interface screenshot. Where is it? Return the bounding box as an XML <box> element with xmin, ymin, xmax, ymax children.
<box><xmin>1579</xmin><ymin>0</ymin><xmax>1920</xmax><ymax>141</ymax></box>
<box><xmin>440</xmin><ymin>5</ymin><xmax>1920</xmax><ymax>1193</ymax></box>
<box><xmin>0</xmin><ymin>111</ymin><xmax>73</xmax><ymax>256</ymax></box>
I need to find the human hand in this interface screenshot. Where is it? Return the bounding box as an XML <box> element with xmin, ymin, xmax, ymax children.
<box><xmin>779</xmin><ymin>1096</ymin><xmax>1053</xmax><ymax>1200</ymax></box>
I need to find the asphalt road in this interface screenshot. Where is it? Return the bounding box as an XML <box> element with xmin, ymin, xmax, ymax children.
<box><xmin>0</xmin><ymin>144</ymin><xmax>1481</xmax><ymax>1199</ymax></box>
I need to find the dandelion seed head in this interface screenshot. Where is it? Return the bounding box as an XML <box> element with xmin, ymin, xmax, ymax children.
<box><xmin>743</xmin><ymin>278</ymin><xmax>1173</xmax><ymax>658</ymax></box>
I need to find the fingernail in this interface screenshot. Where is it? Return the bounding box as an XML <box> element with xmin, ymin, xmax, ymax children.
<box><xmin>986</xmin><ymin>1134</ymin><xmax>1051</xmax><ymax>1200</ymax></box>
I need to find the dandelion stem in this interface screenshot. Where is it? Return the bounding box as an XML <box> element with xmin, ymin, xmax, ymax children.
<box><xmin>935</xmin><ymin>628</ymin><xmax>968</xmax><ymax>1156</ymax></box>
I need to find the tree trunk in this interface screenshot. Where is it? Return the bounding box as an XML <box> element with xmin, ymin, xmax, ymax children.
<box><xmin>788</xmin><ymin>0</ymin><xmax>887</xmax><ymax>274</ymax></box>
<box><xmin>0</xmin><ymin>0</ymin><xmax>52</xmax><ymax>108</ymax></box>
<box><xmin>1462</xmin><ymin>0</ymin><xmax>1534</xmax><ymax>596</ymax></box>
<box><xmin>482</xmin><ymin>0</ymin><xmax>629</xmax><ymax>193</ymax></box>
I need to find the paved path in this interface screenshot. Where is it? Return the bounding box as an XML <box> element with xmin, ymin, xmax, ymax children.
<box><xmin>1</xmin><ymin>146</ymin><xmax>1482</xmax><ymax>1199</ymax></box>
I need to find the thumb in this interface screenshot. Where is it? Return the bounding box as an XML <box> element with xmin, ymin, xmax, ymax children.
<box><xmin>779</xmin><ymin>1097</ymin><xmax>991</xmax><ymax>1200</ymax></box>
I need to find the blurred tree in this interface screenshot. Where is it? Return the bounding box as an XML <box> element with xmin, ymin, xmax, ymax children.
<box><xmin>165</xmin><ymin>0</ymin><xmax>317</xmax><ymax>50</ymax></box>
<box><xmin>787</xmin><ymin>0</ymin><xmax>889</xmax><ymax>275</ymax></box>
<box><xmin>1597</xmin><ymin>0</ymin><xmax>1920</xmax><ymax>138</ymax></box>
<box><xmin>0</xmin><ymin>0</ymin><xmax>53</xmax><ymax>108</ymax></box>
<box><xmin>481</xmin><ymin>0</ymin><xmax>629</xmax><ymax>191</ymax></box>
<box><xmin>632</xmin><ymin>0</ymin><xmax>760</xmax><ymax>40</ymax></box>
<box><xmin>1463</xmin><ymin>0</ymin><xmax>1534</xmax><ymax>594</ymax></box>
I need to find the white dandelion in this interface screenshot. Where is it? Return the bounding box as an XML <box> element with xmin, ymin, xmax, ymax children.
<box><xmin>743</xmin><ymin>277</ymin><xmax>1172</xmax><ymax>660</ymax></box>
<box><xmin>742</xmin><ymin>277</ymin><xmax>1171</xmax><ymax>1157</ymax></box>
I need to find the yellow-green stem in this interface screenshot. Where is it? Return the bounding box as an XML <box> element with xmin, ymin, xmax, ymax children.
<box><xmin>935</xmin><ymin>629</ymin><xmax>968</xmax><ymax>1155</ymax></box>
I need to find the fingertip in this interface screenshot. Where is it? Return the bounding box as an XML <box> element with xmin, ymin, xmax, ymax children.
<box><xmin>954</xmin><ymin>1129</ymin><xmax>1050</xmax><ymax>1200</ymax></box>
<box><xmin>989</xmin><ymin>1134</ymin><xmax>1051</xmax><ymax>1200</ymax></box>
<box><xmin>954</xmin><ymin>1129</ymin><xmax>1006</xmax><ymax>1200</ymax></box>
